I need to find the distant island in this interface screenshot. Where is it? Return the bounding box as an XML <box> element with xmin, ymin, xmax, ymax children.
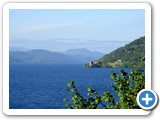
<box><xmin>84</xmin><ymin>36</ymin><xmax>145</xmax><ymax>68</ymax></box>
<box><xmin>9</xmin><ymin>48</ymin><xmax>104</xmax><ymax>64</ymax></box>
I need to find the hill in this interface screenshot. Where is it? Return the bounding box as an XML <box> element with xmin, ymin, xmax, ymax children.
<box><xmin>85</xmin><ymin>36</ymin><xmax>145</xmax><ymax>68</ymax></box>
<box><xmin>65</xmin><ymin>48</ymin><xmax>104</xmax><ymax>63</ymax></box>
<box><xmin>10</xmin><ymin>49</ymin><xmax>82</xmax><ymax>64</ymax></box>
<box><xmin>10</xmin><ymin>49</ymin><xmax>104</xmax><ymax>64</ymax></box>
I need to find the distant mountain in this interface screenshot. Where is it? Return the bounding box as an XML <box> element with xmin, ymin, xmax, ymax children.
<box><xmin>65</xmin><ymin>48</ymin><xmax>104</xmax><ymax>63</ymax></box>
<box><xmin>10</xmin><ymin>49</ymin><xmax>82</xmax><ymax>64</ymax></box>
<box><xmin>10</xmin><ymin>48</ymin><xmax>104</xmax><ymax>64</ymax></box>
<box><xmin>85</xmin><ymin>36</ymin><xmax>145</xmax><ymax>68</ymax></box>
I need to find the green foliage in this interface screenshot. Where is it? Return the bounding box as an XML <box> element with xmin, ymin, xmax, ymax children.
<box><xmin>85</xmin><ymin>36</ymin><xmax>145</xmax><ymax>68</ymax></box>
<box><xmin>64</xmin><ymin>68</ymin><xmax>145</xmax><ymax>109</ymax></box>
<box><xmin>64</xmin><ymin>37</ymin><xmax>145</xmax><ymax>109</ymax></box>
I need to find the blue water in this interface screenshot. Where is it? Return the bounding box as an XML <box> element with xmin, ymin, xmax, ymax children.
<box><xmin>9</xmin><ymin>64</ymin><xmax>130</xmax><ymax>109</ymax></box>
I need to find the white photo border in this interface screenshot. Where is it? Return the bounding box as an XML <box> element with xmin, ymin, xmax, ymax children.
<box><xmin>3</xmin><ymin>3</ymin><xmax>151</xmax><ymax>115</ymax></box>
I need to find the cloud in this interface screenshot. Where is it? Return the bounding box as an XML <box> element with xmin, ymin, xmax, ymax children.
<box><xmin>11</xmin><ymin>22</ymin><xmax>81</xmax><ymax>34</ymax></box>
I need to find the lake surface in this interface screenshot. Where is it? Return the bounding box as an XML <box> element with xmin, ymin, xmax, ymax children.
<box><xmin>9</xmin><ymin>64</ymin><xmax>130</xmax><ymax>109</ymax></box>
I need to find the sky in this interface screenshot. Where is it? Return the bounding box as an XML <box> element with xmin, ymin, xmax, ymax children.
<box><xmin>9</xmin><ymin>9</ymin><xmax>145</xmax><ymax>53</ymax></box>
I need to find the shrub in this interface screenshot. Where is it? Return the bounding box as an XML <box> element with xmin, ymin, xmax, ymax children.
<box><xmin>64</xmin><ymin>68</ymin><xmax>145</xmax><ymax>109</ymax></box>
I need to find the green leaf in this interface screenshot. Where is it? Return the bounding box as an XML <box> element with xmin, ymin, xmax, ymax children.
<box><xmin>87</xmin><ymin>92</ymin><xmax>91</xmax><ymax>96</ymax></box>
<box><xmin>67</xmin><ymin>81</ymin><xmax>74</xmax><ymax>87</ymax></box>
<box><xmin>87</xmin><ymin>88</ymin><xmax>92</xmax><ymax>91</ymax></box>
<box><xmin>105</xmin><ymin>98</ymin><xmax>109</xmax><ymax>102</ymax></box>
<box><xmin>63</xmin><ymin>98</ymin><xmax>67</xmax><ymax>102</ymax></box>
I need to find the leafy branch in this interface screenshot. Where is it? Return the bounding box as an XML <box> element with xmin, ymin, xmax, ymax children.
<box><xmin>64</xmin><ymin>68</ymin><xmax>144</xmax><ymax>109</ymax></box>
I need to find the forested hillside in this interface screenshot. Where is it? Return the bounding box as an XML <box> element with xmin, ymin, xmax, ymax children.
<box><xmin>85</xmin><ymin>36</ymin><xmax>145</xmax><ymax>68</ymax></box>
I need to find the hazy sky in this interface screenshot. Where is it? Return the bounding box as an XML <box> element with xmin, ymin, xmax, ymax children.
<box><xmin>10</xmin><ymin>9</ymin><xmax>145</xmax><ymax>53</ymax></box>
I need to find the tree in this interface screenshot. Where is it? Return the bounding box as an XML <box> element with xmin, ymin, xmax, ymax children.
<box><xmin>64</xmin><ymin>68</ymin><xmax>145</xmax><ymax>109</ymax></box>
